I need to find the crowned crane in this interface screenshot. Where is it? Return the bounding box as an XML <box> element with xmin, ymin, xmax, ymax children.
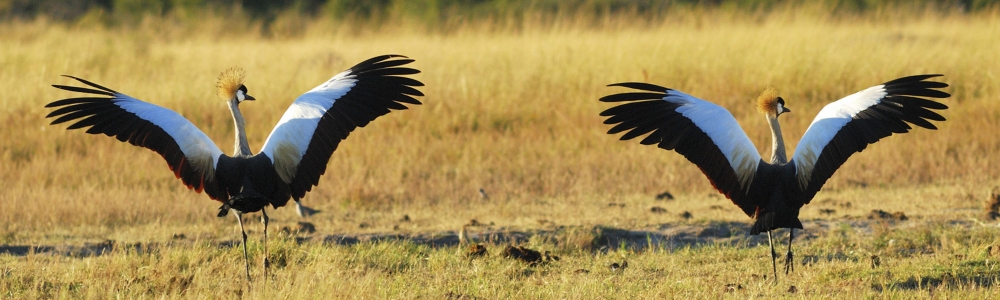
<box><xmin>599</xmin><ymin>74</ymin><xmax>949</xmax><ymax>279</ymax></box>
<box><xmin>45</xmin><ymin>55</ymin><xmax>423</xmax><ymax>283</ymax></box>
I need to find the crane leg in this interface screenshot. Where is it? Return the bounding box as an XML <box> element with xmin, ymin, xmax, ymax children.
<box><xmin>785</xmin><ymin>228</ymin><xmax>795</xmax><ymax>275</ymax></box>
<box><xmin>767</xmin><ymin>230</ymin><xmax>777</xmax><ymax>282</ymax></box>
<box><xmin>261</xmin><ymin>208</ymin><xmax>271</xmax><ymax>279</ymax></box>
<box><xmin>235</xmin><ymin>211</ymin><xmax>252</xmax><ymax>285</ymax></box>
<box><xmin>294</xmin><ymin>201</ymin><xmax>305</xmax><ymax>217</ymax></box>
<box><xmin>294</xmin><ymin>200</ymin><xmax>320</xmax><ymax>218</ymax></box>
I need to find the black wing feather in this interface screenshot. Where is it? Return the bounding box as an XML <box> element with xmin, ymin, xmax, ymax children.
<box><xmin>286</xmin><ymin>55</ymin><xmax>424</xmax><ymax>200</ymax></box>
<box><xmin>46</xmin><ymin>77</ymin><xmax>226</xmax><ymax>202</ymax></box>
<box><xmin>600</xmin><ymin>83</ymin><xmax>760</xmax><ymax>217</ymax></box>
<box><xmin>795</xmin><ymin>74</ymin><xmax>949</xmax><ymax>203</ymax></box>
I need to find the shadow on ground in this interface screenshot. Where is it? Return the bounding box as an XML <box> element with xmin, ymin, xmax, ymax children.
<box><xmin>0</xmin><ymin>218</ymin><xmax>960</xmax><ymax>258</ymax></box>
<box><xmin>0</xmin><ymin>240</ymin><xmax>137</xmax><ymax>257</ymax></box>
<box><xmin>872</xmin><ymin>273</ymin><xmax>998</xmax><ymax>291</ymax></box>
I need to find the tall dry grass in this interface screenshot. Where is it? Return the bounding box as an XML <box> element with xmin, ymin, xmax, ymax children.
<box><xmin>1</xmin><ymin>8</ymin><xmax>999</xmax><ymax>241</ymax></box>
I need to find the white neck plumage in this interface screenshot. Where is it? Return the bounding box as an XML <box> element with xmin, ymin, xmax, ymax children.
<box><xmin>227</xmin><ymin>100</ymin><xmax>252</xmax><ymax>156</ymax></box>
<box><xmin>766</xmin><ymin>113</ymin><xmax>787</xmax><ymax>164</ymax></box>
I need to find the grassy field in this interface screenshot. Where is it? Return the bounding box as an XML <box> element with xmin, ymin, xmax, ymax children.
<box><xmin>2</xmin><ymin>7</ymin><xmax>1000</xmax><ymax>298</ymax></box>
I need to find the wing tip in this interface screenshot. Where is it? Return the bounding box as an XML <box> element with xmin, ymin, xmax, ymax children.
<box><xmin>883</xmin><ymin>73</ymin><xmax>946</xmax><ymax>86</ymax></box>
<box><xmin>52</xmin><ymin>75</ymin><xmax>119</xmax><ymax>95</ymax></box>
<box><xmin>350</xmin><ymin>54</ymin><xmax>416</xmax><ymax>72</ymax></box>
<box><xmin>606</xmin><ymin>82</ymin><xmax>671</xmax><ymax>92</ymax></box>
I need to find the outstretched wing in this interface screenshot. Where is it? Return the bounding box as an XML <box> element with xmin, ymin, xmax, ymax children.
<box><xmin>600</xmin><ymin>82</ymin><xmax>764</xmax><ymax>217</ymax></box>
<box><xmin>260</xmin><ymin>55</ymin><xmax>424</xmax><ymax>200</ymax></box>
<box><xmin>790</xmin><ymin>74</ymin><xmax>949</xmax><ymax>202</ymax></box>
<box><xmin>46</xmin><ymin>76</ymin><xmax>227</xmax><ymax>201</ymax></box>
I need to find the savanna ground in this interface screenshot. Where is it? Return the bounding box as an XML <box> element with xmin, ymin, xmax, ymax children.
<box><xmin>3</xmin><ymin>4</ymin><xmax>1000</xmax><ymax>298</ymax></box>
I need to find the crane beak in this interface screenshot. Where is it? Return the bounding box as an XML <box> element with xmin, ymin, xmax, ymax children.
<box><xmin>783</xmin><ymin>107</ymin><xmax>791</xmax><ymax>113</ymax></box>
<box><xmin>244</xmin><ymin>94</ymin><xmax>256</xmax><ymax>101</ymax></box>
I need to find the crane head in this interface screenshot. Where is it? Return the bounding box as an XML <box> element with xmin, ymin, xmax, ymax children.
<box><xmin>755</xmin><ymin>87</ymin><xmax>790</xmax><ymax>117</ymax></box>
<box><xmin>216</xmin><ymin>67</ymin><xmax>255</xmax><ymax>102</ymax></box>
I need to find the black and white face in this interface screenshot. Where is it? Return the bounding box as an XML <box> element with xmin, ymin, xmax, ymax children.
<box><xmin>776</xmin><ymin>97</ymin><xmax>791</xmax><ymax>116</ymax></box>
<box><xmin>236</xmin><ymin>85</ymin><xmax>256</xmax><ymax>102</ymax></box>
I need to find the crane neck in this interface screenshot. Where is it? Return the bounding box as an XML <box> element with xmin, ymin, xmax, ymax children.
<box><xmin>766</xmin><ymin>113</ymin><xmax>788</xmax><ymax>164</ymax></box>
<box><xmin>227</xmin><ymin>100</ymin><xmax>252</xmax><ymax>156</ymax></box>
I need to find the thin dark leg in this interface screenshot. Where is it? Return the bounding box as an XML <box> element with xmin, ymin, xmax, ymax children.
<box><xmin>785</xmin><ymin>228</ymin><xmax>795</xmax><ymax>275</ymax></box>
<box><xmin>767</xmin><ymin>230</ymin><xmax>777</xmax><ymax>282</ymax></box>
<box><xmin>235</xmin><ymin>211</ymin><xmax>252</xmax><ymax>285</ymax></box>
<box><xmin>261</xmin><ymin>208</ymin><xmax>271</xmax><ymax>279</ymax></box>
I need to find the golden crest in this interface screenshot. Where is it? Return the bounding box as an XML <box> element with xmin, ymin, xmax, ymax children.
<box><xmin>755</xmin><ymin>87</ymin><xmax>780</xmax><ymax>115</ymax></box>
<box><xmin>216</xmin><ymin>67</ymin><xmax>246</xmax><ymax>100</ymax></box>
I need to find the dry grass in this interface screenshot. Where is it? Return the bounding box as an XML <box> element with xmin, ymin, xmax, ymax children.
<box><xmin>2</xmin><ymin>7</ymin><xmax>1000</xmax><ymax>298</ymax></box>
<box><xmin>2</xmin><ymin>217</ymin><xmax>999</xmax><ymax>298</ymax></box>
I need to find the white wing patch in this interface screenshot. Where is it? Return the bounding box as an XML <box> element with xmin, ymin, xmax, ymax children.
<box><xmin>665</xmin><ymin>90</ymin><xmax>762</xmax><ymax>189</ymax></box>
<box><xmin>115</xmin><ymin>95</ymin><xmax>224</xmax><ymax>170</ymax></box>
<box><xmin>260</xmin><ymin>70</ymin><xmax>358</xmax><ymax>183</ymax></box>
<box><xmin>792</xmin><ymin>84</ymin><xmax>887</xmax><ymax>189</ymax></box>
